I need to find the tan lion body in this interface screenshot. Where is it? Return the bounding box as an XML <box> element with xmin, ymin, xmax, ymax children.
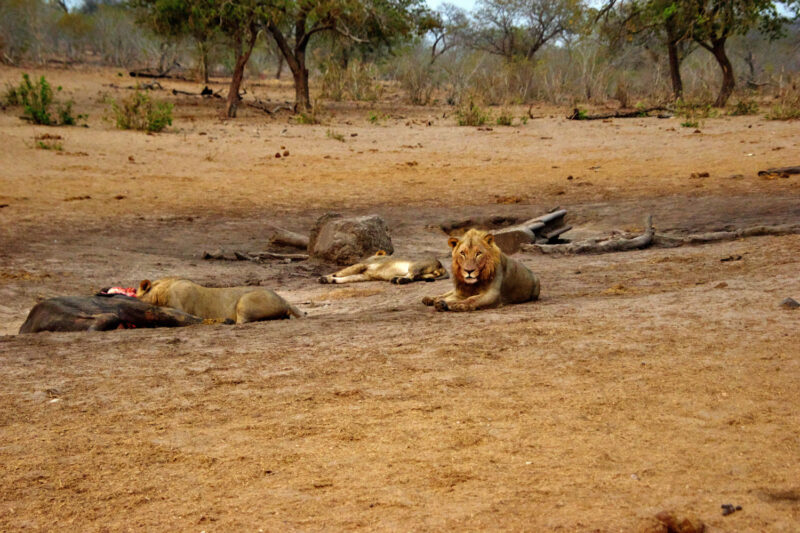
<box><xmin>422</xmin><ymin>229</ymin><xmax>540</xmax><ymax>312</ymax></box>
<box><xmin>136</xmin><ymin>278</ymin><xmax>302</xmax><ymax>323</ymax></box>
<box><xmin>320</xmin><ymin>251</ymin><xmax>448</xmax><ymax>285</ymax></box>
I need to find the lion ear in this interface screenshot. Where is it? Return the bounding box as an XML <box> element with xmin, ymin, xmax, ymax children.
<box><xmin>447</xmin><ymin>237</ymin><xmax>459</xmax><ymax>249</ymax></box>
<box><xmin>374</xmin><ymin>250</ymin><xmax>387</xmax><ymax>256</ymax></box>
<box><xmin>139</xmin><ymin>279</ymin><xmax>152</xmax><ymax>293</ymax></box>
<box><xmin>484</xmin><ymin>233</ymin><xmax>495</xmax><ymax>246</ymax></box>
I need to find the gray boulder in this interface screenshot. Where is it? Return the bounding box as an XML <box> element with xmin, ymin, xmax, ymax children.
<box><xmin>308</xmin><ymin>213</ymin><xmax>394</xmax><ymax>265</ymax></box>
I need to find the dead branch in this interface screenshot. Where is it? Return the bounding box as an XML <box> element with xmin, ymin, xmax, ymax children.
<box><xmin>245</xmin><ymin>99</ymin><xmax>294</xmax><ymax>115</ymax></box>
<box><xmin>567</xmin><ymin>107</ymin><xmax>671</xmax><ymax>120</ymax></box>
<box><xmin>654</xmin><ymin>224</ymin><xmax>800</xmax><ymax>248</ymax></box>
<box><xmin>524</xmin><ymin>220</ymin><xmax>800</xmax><ymax>255</ymax></box>
<box><xmin>235</xmin><ymin>251</ymin><xmax>308</xmax><ymax>262</ymax></box>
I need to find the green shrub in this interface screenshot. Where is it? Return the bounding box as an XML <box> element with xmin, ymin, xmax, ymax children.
<box><xmin>7</xmin><ymin>74</ymin><xmax>86</xmax><ymax>126</ymax></box>
<box><xmin>496</xmin><ymin>108</ymin><xmax>514</xmax><ymax>126</ymax></box>
<box><xmin>326</xmin><ymin>129</ymin><xmax>345</xmax><ymax>142</ymax></box>
<box><xmin>729</xmin><ymin>98</ymin><xmax>759</xmax><ymax>116</ymax></box>
<box><xmin>456</xmin><ymin>99</ymin><xmax>490</xmax><ymax>126</ymax></box>
<box><xmin>34</xmin><ymin>133</ymin><xmax>63</xmax><ymax>151</ymax></box>
<box><xmin>680</xmin><ymin>120</ymin><xmax>699</xmax><ymax>128</ymax></box>
<box><xmin>367</xmin><ymin>110</ymin><xmax>386</xmax><ymax>124</ymax></box>
<box><xmin>110</xmin><ymin>89</ymin><xmax>173</xmax><ymax>132</ymax></box>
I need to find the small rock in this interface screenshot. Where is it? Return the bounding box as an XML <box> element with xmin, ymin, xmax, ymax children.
<box><xmin>721</xmin><ymin>503</ymin><xmax>742</xmax><ymax>516</ymax></box>
<box><xmin>282</xmin><ymin>150</ymin><xmax>290</xmax><ymax>157</ymax></box>
<box><xmin>275</xmin><ymin>152</ymin><xmax>282</xmax><ymax>158</ymax></box>
<box><xmin>779</xmin><ymin>297</ymin><xmax>799</xmax><ymax>310</ymax></box>
<box><xmin>720</xmin><ymin>255</ymin><xmax>742</xmax><ymax>262</ymax></box>
<box><xmin>714</xmin><ymin>282</ymin><xmax>728</xmax><ymax>289</ymax></box>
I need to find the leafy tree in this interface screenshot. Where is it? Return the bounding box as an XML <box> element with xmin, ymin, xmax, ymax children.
<box><xmin>134</xmin><ymin>0</ymin><xmax>271</xmax><ymax>117</ymax></box>
<box><xmin>598</xmin><ymin>0</ymin><xmax>695</xmax><ymax>100</ymax></box>
<box><xmin>470</xmin><ymin>0</ymin><xmax>585</xmax><ymax>62</ymax></box>
<box><xmin>683</xmin><ymin>0</ymin><xmax>791</xmax><ymax>107</ymax></box>
<box><xmin>266</xmin><ymin>0</ymin><xmax>430</xmax><ymax>111</ymax></box>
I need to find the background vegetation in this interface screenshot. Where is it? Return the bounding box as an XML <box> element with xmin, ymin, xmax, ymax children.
<box><xmin>1</xmin><ymin>0</ymin><xmax>798</xmax><ymax>114</ymax></box>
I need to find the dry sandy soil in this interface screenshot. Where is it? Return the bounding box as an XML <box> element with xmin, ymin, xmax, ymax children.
<box><xmin>1</xmin><ymin>66</ymin><xmax>799</xmax><ymax>531</ymax></box>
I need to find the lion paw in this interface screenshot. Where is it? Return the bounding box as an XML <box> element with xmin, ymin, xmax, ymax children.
<box><xmin>422</xmin><ymin>296</ymin><xmax>435</xmax><ymax>306</ymax></box>
<box><xmin>318</xmin><ymin>276</ymin><xmax>331</xmax><ymax>284</ymax></box>
<box><xmin>433</xmin><ymin>299</ymin><xmax>449</xmax><ymax>312</ymax></box>
<box><xmin>391</xmin><ymin>276</ymin><xmax>412</xmax><ymax>285</ymax></box>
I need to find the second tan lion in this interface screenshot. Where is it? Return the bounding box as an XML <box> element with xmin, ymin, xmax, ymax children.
<box><xmin>137</xmin><ymin>278</ymin><xmax>302</xmax><ymax>323</ymax></box>
<box><xmin>422</xmin><ymin>229</ymin><xmax>539</xmax><ymax>312</ymax></box>
<box><xmin>319</xmin><ymin>251</ymin><xmax>449</xmax><ymax>285</ymax></box>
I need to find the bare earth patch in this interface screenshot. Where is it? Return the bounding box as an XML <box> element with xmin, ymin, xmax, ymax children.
<box><xmin>1</xmin><ymin>66</ymin><xmax>799</xmax><ymax>531</ymax></box>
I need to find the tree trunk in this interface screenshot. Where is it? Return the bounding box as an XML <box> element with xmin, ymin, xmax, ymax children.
<box><xmin>292</xmin><ymin>48</ymin><xmax>311</xmax><ymax>112</ymax></box>
<box><xmin>197</xmin><ymin>41</ymin><xmax>209</xmax><ymax>84</ymax></box>
<box><xmin>224</xmin><ymin>32</ymin><xmax>258</xmax><ymax>119</ymax></box>
<box><xmin>275</xmin><ymin>54</ymin><xmax>284</xmax><ymax>80</ymax></box>
<box><xmin>665</xmin><ymin>17</ymin><xmax>683</xmax><ymax>101</ymax></box>
<box><xmin>710</xmin><ymin>38</ymin><xmax>734</xmax><ymax>107</ymax></box>
<box><xmin>267</xmin><ymin>20</ymin><xmax>312</xmax><ymax>112</ymax></box>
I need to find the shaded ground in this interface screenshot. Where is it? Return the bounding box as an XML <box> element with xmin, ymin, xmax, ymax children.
<box><xmin>1</xmin><ymin>66</ymin><xmax>799</xmax><ymax>531</ymax></box>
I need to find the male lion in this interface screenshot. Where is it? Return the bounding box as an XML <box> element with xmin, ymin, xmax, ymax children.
<box><xmin>422</xmin><ymin>229</ymin><xmax>540</xmax><ymax>312</ymax></box>
<box><xmin>319</xmin><ymin>251</ymin><xmax>449</xmax><ymax>285</ymax></box>
<box><xmin>137</xmin><ymin>278</ymin><xmax>302</xmax><ymax>323</ymax></box>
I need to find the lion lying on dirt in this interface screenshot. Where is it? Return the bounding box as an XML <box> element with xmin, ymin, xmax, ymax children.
<box><xmin>319</xmin><ymin>251</ymin><xmax>449</xmax><ymax>285</ymax></box>
<box><xmin>137</xmin><ymin>278</ymin><xmax>303</xmax><ymax>323</ymax></box>
<box><xmin>422</xmin><ymin>229</ymin><xmax>540</xmax><ymax>312</ymax></box>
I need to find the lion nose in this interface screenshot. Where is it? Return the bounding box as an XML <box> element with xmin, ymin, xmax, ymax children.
<box><xmin>465</xmin><ymin>268</ymin><xmax>475</xmax><ymax>276</ymax></box>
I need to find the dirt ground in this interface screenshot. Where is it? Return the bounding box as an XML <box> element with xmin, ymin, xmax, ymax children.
<box><xmin>1</xmin><ymin>66</ymin><xmax>799</xmax><ymax>531</ymax></box>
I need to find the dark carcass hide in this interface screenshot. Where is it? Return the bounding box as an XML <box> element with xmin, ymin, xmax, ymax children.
<box><xmin>19</xmin><ymin>294</ymin><xmax>203</xmax><ymax>333</ymax></box>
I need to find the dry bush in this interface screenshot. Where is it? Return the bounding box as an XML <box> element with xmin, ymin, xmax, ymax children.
<box><xmin>392</xmin><ymin>47</ymin><xmax>438</xmax><ymax>105</ymax></box>
<box><xmin>320</xmin><ymin>59</ymin><xmax>383</xmax><ymax>102</ymax></box>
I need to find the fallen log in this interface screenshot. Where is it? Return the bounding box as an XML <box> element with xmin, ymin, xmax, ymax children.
<box><xmin>269</xmin><ymin>227</ymin><xmax>309</xmax><ymax>249</ymax></box>
<box><xmin>757</xmin><ymin>166</ymin><xmax>800</xmax><ymax>177</ymax></box>
<box><xmin>525</xmin><ymin>215</ymin><xmax>653</xmax><ymax>255</ymax></box>
<box><xmin>567</xmin><ymin>106</ymin><xmax>671</xmax><ymax>120</ymax></box>
<box><xmin>492</xmin><ymin>209</ymin><xmax>570</xmax><ymax>254</ymax></box>
<box><xmin>19</xmin><ymin>294</ymin><xmax>203</xmax><ymax>333</ymax></box>
<box><xmin>171</xmin><ymin>86</ymin><xmax>222</xmax><ymax>98</ymax></box>
<box><xmin>129</xmin><ymin>69</ymin><xmax>191</xmax><ymax>81</ymax></box>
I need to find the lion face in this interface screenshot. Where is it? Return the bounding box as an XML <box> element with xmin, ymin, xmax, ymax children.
<box><xmin>448</xmin><ymin>229</ymin><xmax>499</xmax><ymax>286</ymax></box>
<box><xmin>136</xmin><ymin>278</ymin><xmax>177</xmax><ymax>306</ymax></box>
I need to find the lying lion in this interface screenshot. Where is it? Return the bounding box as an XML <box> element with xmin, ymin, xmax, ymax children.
<box><xmin>319</xmin><ymin>251</ymin><xmax>449</xmax><ymax>285</ymax></box>
<box><xmin>137</xmin><ymin>278</ymin><xmax>302</xmax><ymax>323</ymax></box>
<box><xmin>422</xmin><ymin>229</ymin><xmax>540</xmax><ymax>312</ymax></box>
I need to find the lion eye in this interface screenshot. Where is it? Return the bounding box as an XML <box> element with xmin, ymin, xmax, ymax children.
<box><xmin>459</xmin><ymin>251</ymin><xmax>466</xmax><ymax>257</ymax></box>
<box><xmin>476</xmin><ymin>251</ymin><xmax>482</xmax><ymax>257</ymax></box>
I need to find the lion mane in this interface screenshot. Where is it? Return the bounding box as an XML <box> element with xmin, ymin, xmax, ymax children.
<box><xmin>422</xmin><ymin>228</ymin><xmax>540</xmax><ymax>312</ymax></box>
